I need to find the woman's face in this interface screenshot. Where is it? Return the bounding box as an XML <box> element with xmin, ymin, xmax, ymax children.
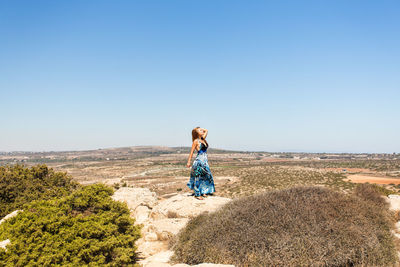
<box><xmin>196</xmin><ymin>128</ymin><xmax>205</xmax><ymax>137</ymax></box>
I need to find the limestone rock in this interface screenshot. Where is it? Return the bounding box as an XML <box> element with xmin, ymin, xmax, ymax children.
<box><xmin>140</xmin><ymin>250</ymin><xmax>174</xmax><ymax>267</ymax></box>
<box><xmin>151</xmin><ymin>218</ymin><xmax>189</xmax><ymax>236</ymax></box>
<box><xmin>120</xmin><ymin>191</ymin><xmax>234</xmax><ymax>266</ymax></box>
<box><xmin>112</xmin><ymin>187</ymin><xmax>158</xmax><ymax>211</ymax></box>
<box><xmin>392</xmin><ymin>230</ymin><xmax>400</xmax><ymax>239</ymax></box>
<box><xmin>136</xmin><ymin>240</ymin><xmax>169</xmax><ymax>258</ymax></box>
<box><xmin>145</xmin><ymin>232</ymin><xmax>158</xmax><ymax>242</ymax></box>
<box><xmin>134</xmin><ymin>205</ymin><xmax>151</xmax><ymax>225</ymax></box>
<box><xmin>0</xmin><ymin>210</ymin><xmax>22</xmax><ymax>225</ymax></box>
<box><xmin>150</xmin><ymin>193</ymin><xmax>231</xmax><ymax>219</ymax></box>
<box><xmin>395</xmin><ymin>221</ymin><xmax>400</xmax><ymax>231</ymax></box>
<box><xmin>157</xmin><ymin>231</ymin><xmax>172</xmax><ymax>241</ymax></box>
<box><xmin>387</xmin><ymin>195</ymin><xmax>400</xmax><ymax>211</ymax></box>
<box><xmin>0</xmin><ymin>239</ymin><xmax>10</xmax><ymax>250</ymax></box>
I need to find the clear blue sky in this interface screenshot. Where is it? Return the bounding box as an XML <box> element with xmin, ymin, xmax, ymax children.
<box><xmin>1</xmin><ymin>0</ymin><xmax>399</xmax><ymax>153</ymax></box>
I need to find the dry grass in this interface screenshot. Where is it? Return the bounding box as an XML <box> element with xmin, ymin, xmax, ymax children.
<box><xmin>211</xmin><ymin>165</ymin><xmax>355</xmax><ymax>198</ymax></box>
<box><xmin>170</xmin><ymin>186</ymin><xmax>397</xmax><ymax>267</ymax></box>
<box><xmin>354</xmin><ymin>183</ymin><xmax>393</xmax><ymax>206</ymax></box>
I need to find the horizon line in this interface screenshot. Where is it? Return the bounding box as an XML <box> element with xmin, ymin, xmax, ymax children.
<box><xmin>0</xmin><ymin>145</ymin><xmax>398</xmax><ymax>155</ymax></box>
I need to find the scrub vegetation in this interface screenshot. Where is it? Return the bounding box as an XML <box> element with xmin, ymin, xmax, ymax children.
<box><xmin>170</xmin><ymin>185</ymin><xmax>397</xmax><ymax>266</ymax></box>
<box><xmin>0</xmin><ymin>164</ymin><xmax>78</xmax><ymax>218</ymax></box>
<box><xmin>0</xmin><ymin>165</ymin><xmax>141</xmax><ymax>266</ymax></box>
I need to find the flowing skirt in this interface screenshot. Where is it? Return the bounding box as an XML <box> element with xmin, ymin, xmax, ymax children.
<box><xmin>187</xmin><ymin>152</ymin><xmax>215</xmax><ymax>196</ymax></box>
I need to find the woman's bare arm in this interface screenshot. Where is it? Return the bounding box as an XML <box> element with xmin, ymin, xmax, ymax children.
<box><xmin>202</xmin><ymin>128</ymin><xmax>208</xmax><ymax>139</ymax></box>
<box><xmin>186</xmin><ymin>141</ymin><xmax>197</xmax><ymax>167</ymax></box>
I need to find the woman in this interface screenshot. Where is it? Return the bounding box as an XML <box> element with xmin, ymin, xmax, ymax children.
<box><xmin>186</xmin><ymin>127</ymin><xmax>216</xmax><ymax>200</ymax></box>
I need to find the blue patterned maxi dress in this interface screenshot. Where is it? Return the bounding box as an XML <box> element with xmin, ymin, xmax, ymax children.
<box><xmin>187</xmin><ymin>140</ymin><xmax>216</xmax><ymax>197</ymax></box>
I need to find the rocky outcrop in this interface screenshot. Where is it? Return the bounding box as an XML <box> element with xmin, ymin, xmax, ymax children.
<box><xmin>139</xmin><ymin>250</ymin><xmax>174</xmax><ymax>267</ymax></box>
<box><xmin>151</xmin><ymin>218</ymin><xmax>189</xmax><ymax>236</ymax></box>
<box><xmin>112</xmin><ymin>187</ymin><xmax>158</xmax><ymax>225</ymax></box>
<box><xmin>387</xmin><ymin>194</ymin><xmax>400</xmax><ymax>211</ymax></box>
<box><xmin>150</xmin><ymin>193</ymin><xmax>232</xmax><ymax>219</ymax></box>
<box><xmin>112</xmin><ymin>188</ymin><xmax>233</xmax><ymax>266</ymax></box>
<box><xmin>134</xmin><ymin>205</ymin><xmax>152</xmax><ymax>225</ymax></box>
<box><xmin>112</xmin><ymin>187</ymin><xmax>158</xmax><ymax>211</ymax></box>
<box><xmin>137</xmin><ymin>193</ymin><xmax>232</xmax><ymax>266</ymax></box>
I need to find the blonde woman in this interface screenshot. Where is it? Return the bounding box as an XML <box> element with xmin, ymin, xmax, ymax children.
<box><xmin>186</xmin><ymin>127</ymin><xmax>216</xmax><ymax>200</ymax></box>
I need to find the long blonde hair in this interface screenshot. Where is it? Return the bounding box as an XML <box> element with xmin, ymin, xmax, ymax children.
<box><xmin>191</xmin><ymin>127</ymin><xmax>208</xmax><ymax>147</ymax></box>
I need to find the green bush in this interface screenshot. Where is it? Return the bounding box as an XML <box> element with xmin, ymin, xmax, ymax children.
<box><xmin>0</xmin><ymin>164</ymin><xmax>78</xmax><ymax>218</ymax></box>
<box><xmin>0</xmin><ymin>184</ymin><xmax>141</xmax><ymax>266</ymax></box>
<box><xmin>170</xmin><ymin>186</ymin><xmax>397</xmax><ymax>266</ymax></box>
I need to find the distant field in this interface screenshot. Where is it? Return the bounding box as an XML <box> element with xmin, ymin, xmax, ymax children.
<box><xmin>1</xmin><ymin>146</ymin><xmax>399</xmax><ymax>198</ymax></box>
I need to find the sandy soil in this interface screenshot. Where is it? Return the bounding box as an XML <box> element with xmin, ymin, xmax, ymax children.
<box><xmin>345</xmin><ymin>174</ymin><xmax>400</xmax><ymax>185</ymax></box>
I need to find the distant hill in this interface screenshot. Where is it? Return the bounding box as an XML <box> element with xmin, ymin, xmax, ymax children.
<box><xmin>0</xmin><ymin>146</ymin><xmax>243</xmax><ymax>165</ymax></box>
<box><xmin>0</xmin><ymin>146</ymin><xmax>396</xmax><ymax>166</ymax></box>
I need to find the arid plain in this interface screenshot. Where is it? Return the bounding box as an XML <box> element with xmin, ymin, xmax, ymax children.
<box><xmin>2</xmin><ymin>146</ymin><xmax>400</xmax><ymax>199</ymax></box>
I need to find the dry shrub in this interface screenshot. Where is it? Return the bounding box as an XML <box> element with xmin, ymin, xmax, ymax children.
<box><xmin>354</xmin><ymin>183</ymin><xmax>392</xmax><ymax>207</ymax></box>
<box><xmin>394</xmin><ymin>210</ymin><xmax>400</xmax><ymax>222</ymax></box>
<box><xmin>170</xmin><ymin>186</ymin><xmax>397</xmax><ymax>267</ymax></box>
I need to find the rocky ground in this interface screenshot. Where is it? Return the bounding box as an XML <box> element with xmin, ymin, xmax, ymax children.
<box><xmin>111</xmin><ymin>187</ymin><xmax>233</xmax><ymax>267</ymax></box>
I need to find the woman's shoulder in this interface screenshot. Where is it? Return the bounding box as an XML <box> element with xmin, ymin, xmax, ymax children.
<box><xmin>192</xmin><ymin>138</ymin><xmax>200</xmax><ymax>147</ymax></box>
